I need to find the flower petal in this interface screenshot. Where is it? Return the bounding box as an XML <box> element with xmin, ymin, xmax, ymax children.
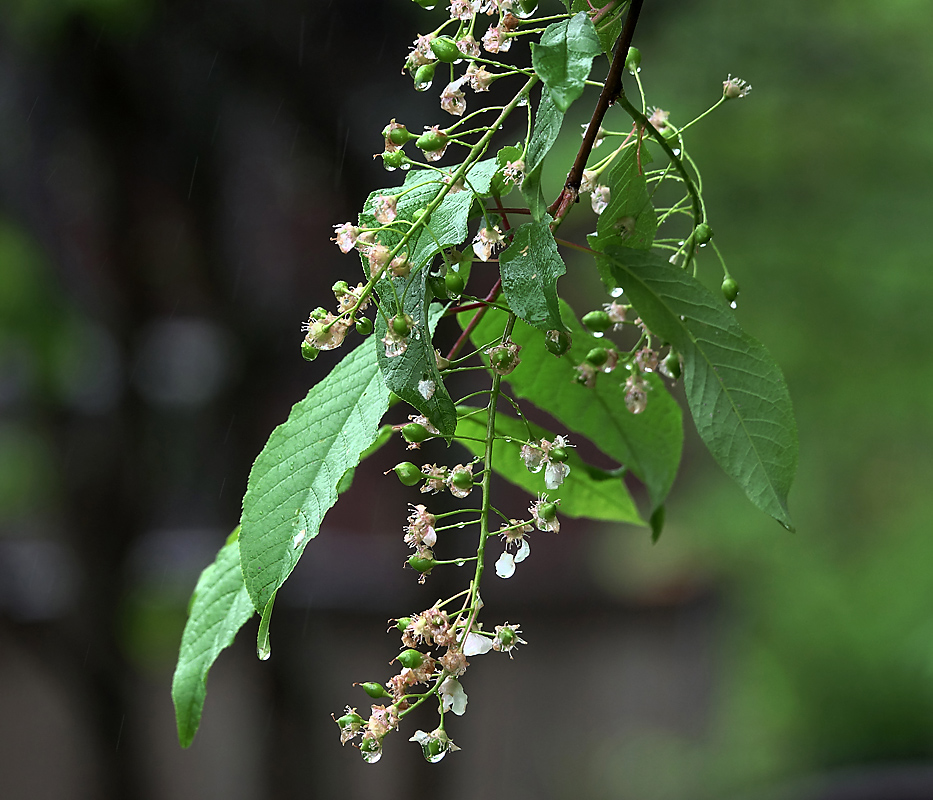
<box><xmin>463</xmin><ymin>631</ymin><xmax>493</xmax><ymax>656</ymax></box>
<box><xmin>495</xmin><ymin>551</ymin><xmax>516</xmax><ymax>578</ymax></box>
<box><xmin>514</xmin><ymin>539</ymin><xmax>531</xmax><ymax>563</ymax></box>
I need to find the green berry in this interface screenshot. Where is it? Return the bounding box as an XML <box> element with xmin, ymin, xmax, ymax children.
<box><xmin>549</xmin><ymin>446</ymin><xmax>569</xmax><ymax>463</ymax></box>
<box><xmin>392</xmin><ymin>315</ymin><xmax>411</xmax><ymax>337</ymax></box>
<box><xmin>402</xmin><ymin>422</ymin><xmax>430</xmax><ymax>443</ymax></box>
<box><xmin>497</xmin><ymin>627</ymin><xmax>516</xmax><ymax>647</ymax></box>
<box><xmin>430</xmin><ymin>36</ymin><xmax>460</xmax><ymax>63</ymax></box>
<box><xmin>381</xmin><ymin>150</ymin><xmax>406</xmax><ymax>170</ymax></box>
<box><xmin>360</xmin><ymin>736</ymin><xmax>381</xmax><ymax>754</ymax></box>
<box><xmin>427</xmin><ymin>275</ymin><xmax>447</xmax><ymax>300</ymax></box>
<box><xmin>300</xmin><ymin>341</ymin><xmax>320</xmax><ymax>362</ymax></box>
<box><xmin>489</xmin><ymin>349</ymin><xmax>511</xmax><ymax>370</ymax></box>
<box><xmin>396</xmin><ymin>617</ymin><xmax>413</xmax><ymax>632</ymax></box>
<box><xmin>518</xmin><ymin>0</ymin><xmax>538</xmax><ymax>13</ymax></box>
<box><xmin>721</xmin><ymin>277</ymin><xmax>740</xmax><ymax>303</ymax></box>
<box><xmin>414</xmin><ymin>63</ymin><xmax>436</xmax><ymax>90</ymax></box>
<box><xmin>416</xmin><ymin>129</ymin><xmax>448</xmax><ymax>152</ymax></box>
<box><xmin>444</xmin><ymin>270</ymin><xmax>465</xmax><ymax>297</ymax></box>
<box><xmin>359</xmin><ymin>682</ymin><xmax>390</xmax><ymax>699</ymax></box>
<box><xmin>425</xmin><ymin>737</ymin><xmax>445</xmax><ymax>758</ymax></box>
<box><xmin>625</xmin><ymin>46</ymin><xmax>641</xmax><ymax>73</ymax></box>
<box><xmin>581</xmin><ymin>310</ymin><xmax>611</xmax><ymax>333</ymax></box>
<box><xmin>544</xmin><ymin>330</ymin><xmax>572</xmax><ymax>357</ymax></box>
<box><xmin>309</xmin><ymin>306</ymin><xmax>328</xmax><ymax>320</ymax></box>
<box><xmin>539</xmin><ymin>502</ymin><xmax>558</xmax><ymax>521</ymax></box>
<box><xmin>449</xmin><ymin>469</ymin><xmax>473</xmax><ymax>491</ymax></box>
<box><xmin>397</xmin><ymin>649</ymin><xmax>425</xmax><ymax>669</ymax></box>
<box><xmin>337</xmin><ymin>712</ymin><xmax>364</xmax><ymax>729</ymax></box>
<box><xmin>694</xmin><ymin>223</ymin><xmax>713</xmax><ymax>245</ymax></box>
<box><xmin>393</xmin><ymin>462</ymin><xmax>423</xmax><ymax>486</ymax></box>
<box><xmin>585</xmin><ymin>347</ymin><xmax>609</xmax><ymax>367</ymax></box>
<box><xmin>383</xmin><ymin>124</ymin><xmax>415</xmax><ymax>146</ymax></box>
<box><xmin>332</xmin><ymin>280</ymin><xmax>350</xmax><ymax>296</ymax></box>
<box><xmin>408</xmin><ymin>554</ymin><xmax>436</xmax><ymax>573</ymax></box>
<box><xmin>663</xmin><ymin>350</ymin><xmax>681</xmax><ymax>379</ymax></box>
<box><xmin>355</xmin><ymin>317</ymin><xmax>373</xmax><ymax>336</ymax></box>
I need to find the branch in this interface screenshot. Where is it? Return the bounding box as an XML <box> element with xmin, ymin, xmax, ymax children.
<box><xmin>548</xmin><ymin>0</ymin><xmax>645</xmax><ymax>224</ymax></box>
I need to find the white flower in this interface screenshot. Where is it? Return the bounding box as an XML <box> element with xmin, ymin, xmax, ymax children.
<box><xmin>544</xmin><ymin>460</ymin><xmax>570</xmax><ymax>490</ymax></box>
<box><xmin>472</xmin><ymin>226</ymin><xmax>503</xmax><ymax>261</ymax></box>
<box><xmin>591</xmin><ymin>185</ymin><xmax>611</xmax><ymax>215</ymax></box>
<box><xmin>439</xmin><ymin>677</ymin><xmax>468</xmax><ymax>715</ymax></box>
<box><xmin>463</xmin><ymin>631</ymin><xmax>493</xmax><ymax>655</ymax></box>
<box><xmin>495</xmin><ymin>539</ymin><xmax>529</xmax><ymax>578</ymax></box>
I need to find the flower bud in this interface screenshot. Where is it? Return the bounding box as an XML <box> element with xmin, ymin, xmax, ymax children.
<box><xmin>396</xmin><ymin>649</ymin><xmax>425</xmax><ymax>669</ymax></box>
<box><xmin>721</xmin><ymin>277</ymin><xmax>740</xmax><ymax>303</ymax></box>
<box><xmin>393</xmin><ymin>462</ymin><xmax>423</xmax><ymax>486</ymax></box>
<box><xmin>581</xmin><ymin>309</ymin><xmax>611</xmax><ymax>333</ymax></box>
<box><xmin>430</xmin><ymin>36</ymin><xmax>460</xmax><ymax>63</ymax></box>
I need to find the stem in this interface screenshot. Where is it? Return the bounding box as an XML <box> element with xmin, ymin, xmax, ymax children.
<box><xmin>548</xmin><ymin>0</ymin><xmax>645</xmax><ymax>224</ymax></box>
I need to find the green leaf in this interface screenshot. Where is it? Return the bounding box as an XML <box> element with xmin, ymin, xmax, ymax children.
<box><xmin>604</xmin><ymin>247</ymin><xmax>798</xmax><ymax>529</ymax></box>
<box><xmin>464</xmin><ymin>302</ymin><xmax>682</xmax><ymax>510</ymax></box>
<box><xmin>239</xmin><ymin>339</ymin><xmax>390</xmax><ymax>613</ymax></box>
<box><xmin>586</xmin><ymin>142</ymin><xmax>657</xmax><ymax>288</ymax></box>
<box><xmin>499</xmin><ymin>217</ymin><xmax>567</xmax><ymax>333</ymax></box>
<box><xmin>532</xmin><ymin>12</ymin><xmax>601</xmax><ymax>113</ymax></box>
<box><xmin>456</xmin><ymin>408</ymin><xmax>644</xmax><ymax>524</ymax></box>
<box><xmin>256</xmin><ymin>590</ymin><xmax>275</xmax><ymax>661</ymax></box>
<box><xmin>337</xmin><ymin>424</ymin><xmax>394</xmax><ymax>495</ymax></box>
<box><xmin>521</xmin><ymin>91</ymin><xmax>565</xmax><ymax>221</ymax></box>
<box><xmin>172</xmin><ymin>529</ymin><xmax>255</xmax><ymax>748</ymax></box>
<box><xmin>375</xmin><ymin>279</ymin><xmax>457</xmax><ymax>436</ymax></box>
<box><xmin>571</xmin><ymin>0</ymin><xmax>624</xmax><ymax>56</ymax></box>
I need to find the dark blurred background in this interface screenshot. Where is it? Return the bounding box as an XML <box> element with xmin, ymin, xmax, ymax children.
<box><xmin>2</xmin><ymin>0</ymin><xmax>933</xmax><ymax>798</ymax></box>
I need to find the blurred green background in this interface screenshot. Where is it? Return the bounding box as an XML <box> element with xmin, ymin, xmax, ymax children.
<box><xmin>1</xmin><ymin>1</ymin><xmax>932</xmax><ymax>798</ymax></box>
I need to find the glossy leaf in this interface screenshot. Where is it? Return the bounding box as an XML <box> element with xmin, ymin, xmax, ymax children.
<box><xmin>375</xmin><ymin>285</ymin><xmax>457</xmax><ymax>435</ymax></box>
<box><xmin>604</xmin><ymin>246</ymin><xmax>798</xmax><ymax>529</ymax></box>
<box><xmin>586</xmin><ymin>142</ymin><xmax>657</xmax><ymax>288</ymax></box>
<box><xmin>521</xmin><ymin>91</ymin><xmax>564</xmax><ymax>221</ymax></box>
<box><xmin>531</xmin><ymin>12</ymin><xmax>602</xmax><ymax>112</ymax></box>
<box><xmin>456</xmin><ymin>408</ymin><xmax>644</xmax><ymax>524</ymax></box>
<box><xmin>499</xmin><ymin>216</ymin><xmax>567</xmax><ymax>333</ymax></box>
<box><xmin>239</xmin><ymin>339</ymin><xmax>390</xmax><ymax>613</ymax></box>
<box><xmin>571</xmin><ymin>0</ymin><xmax>624</xmax><ymax>57</ymax></box>
<box><xmin>172</xmin><ymin>529</ymin><xmax>255</xmax><ymax>748</ymax></box>
<box><xmin>464</xmin><ymin>303</ymin><xmax>682</xmax><ymax>511</ymax></box>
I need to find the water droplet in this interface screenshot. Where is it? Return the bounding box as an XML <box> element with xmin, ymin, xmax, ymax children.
<box><xmin>384</xmin><ymin>164</ymin><xmax>397</xmax><ymax>172</ymax></box>
<box><xmin>401</xmin><ymin>162</ymin><xmax>411</xmax><ymax>171</ymax></box>
<box><xmin>257</xmin><ymin>643</ymin><xmax>271</xmax><ymax>661</ymax></box>
<box><xmin>517</xmin><ymin>95</ymin><xmax>528</xmax><ymax>107</ymax></box>
<box><xmin>455</xmin><ymin>559</ymin><xmax>465</xmax><ymax>567</ymax></box>
<box><xmin>293</xmin><ymin>529</ymin><xmax>306</xmax><ymax>549</ymax></box>
<box><xmin>672</xmin><ymin>148</ymin><xmax>682</xmax><ymax>156</ymax></box>
<box><xmin>593</xmin><ymin>331</ymin><xmax>604</xmax><ymax>339</ymax></box>
<box><xmin>415</xmin><ymin>79</ymin><xmax>433</xmax><ymax>92</ymax></box>
<box><xmin>610</xmin><ymin>288</ymin><xmax>624</xmax><ymax>298</ymax></box>
<box><xmin>730</xmin><ymin>300</ymin><xmax>737</xmax><ymax>309</ymax></box>
<box><xmin>361</xmin><ymin>747</ymin><xmax>383</xmax><ymax>764</ymax></box>
<box><xmin>424</xmin><ymin>747</ymin><xmax>447</xmax><ymax>764</ymax></box>
<box><xmin>456</xmin><ymin>521</ymin><xmax>465</xmax><ymax>529</ymax></box>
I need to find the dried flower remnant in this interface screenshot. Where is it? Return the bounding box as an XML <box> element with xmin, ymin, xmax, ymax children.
<box><xmin>492</xmin><ymin>623</ymin><xmax>526</xmax><ymax>656</ymax></box>
<box><xmin>440</xmin><ymin>79</ymin><xmax>468</xmax><ymax>116</ymax></box>
<box><xmin>372</xmin><ymin>195</ymin><xmax>398</xmax><ymax>225</ymax></box>
<box><xmin>466</xmin><ymin>61</ymin><xmax>494</xmax><ymax>91</ymax></box>
<box><xmin>590</xmin><ymin>185</ymin><xmax>611</xmax><ymax>215</ymax></box>
<box><xmin>722</xmin><ymin>74</ymin><xmax>752</xmax><ymax>99</ymax></box>
<box><xmin>472</xmin><ymin>226</ymin><xmax>503</xmax><ymax>261</ymax></box>
<box><xmin>457</xmin><ymin>35</ymin><xmax>481</xmax><ymax>58</ymax></box>
<box><xmin>332</xmin><ymin>222</ymin><xmax>360</xmax><ymax>253</ymax></box>
<box><xmin>482</xmin><ymin>24</ymin><xmax>512</xmax><ymax>53</ymax></box>
<box><xmin>624</xmin><ymin>373</ymin><xmax>651</xmax><ymax>414</ymax></box>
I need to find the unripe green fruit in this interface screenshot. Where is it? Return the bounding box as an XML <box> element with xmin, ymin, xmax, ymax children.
<box><xmin>449</xmin><ymin>470</ymin><xmax>473</xmax><ymax>491</ymax></box>
<box><xmin>430</xmin><ymin>36</ymin><xmax>460</xmax><ymax>63</ymax></box>
<box><xmin>396</xmin><ymin>617</ymin><xmax>413</xmax><ymax>631</ymax></box>
<box><xmin>544</xmin><ymin>330</ymin><xmax>572</xmax><ymax>357</ymax></box>
<box><xmin>408</xmin><ymin>554</ymin><xmax>436</xmax><ymax>573</ymax></box>
<box><xmin>519</xmin><ymin>0</ymin><xmax>537</xmax><ymax>13</ymax></box>
<box><xmin>332</xmin><ymin>280</ymin><xmax>350</xmax><ymax>296</ymax></box>
<box><xmin>581</xmin><ymin>310</ymin><xmax>611</xmax><ymax>333</ymax></box>
<box><xmin>414</xmin><ymin>63</ymin><xmax>436</xmax><ymax>89</ymax></box>
<box><xmin>416</xmin><ymin>129</ymin><xmax>448</xmax><ymax>152</ymax></box>
<box><xmin>585</xmin><ymin>347</ymin><xmax>609</xmax><ymax>367</ymax></box>
<box><xmin>360</xmin><ymin>737</ymin><xmax>381</xmax><ymax>754</ymax></box>
<box><xmin>425</xmin><ymin>737</ymin><xmax>445</xmax><ymax>757</ymax></box>
<box><xmin>721</xmin><ymin>277</ymin><xmax>740</xmax><ymax>303</ymax></box>
<box><xmin>694</xmin><ymin>223</ymin><xmax>713</xmax><ymax>245</ymax></box>
<box><xmin>393</xmin><ymin>462</ymin><xmax>423</xmax><ymax>486</ymax></box>
<box><xmin>402</xmin><ymin>422</ymin><xmax>429</xmax><ymax>443</ymax></box>
<box><xmin>497</xmin><ymin>627</ymin><xmax>516</xmax><ymax>647</ymax></box>
<box><xmin>549</xmin><ymin>446</ymin><xmax>569</xmax><ymax>463</ymax></box>
<box><xmin>444</xmin><ymin>270</ymin><xmax>465</xmax><ymax>297</ymax></box>
<box><xmin>383</xmin><ymin>125</ymin><xmax>415</xmax><ymax>146</ymax></box>
<box><xmin>392</xmin><ymin>315</ymin><xmax>411</xmax><ymax>337</ymax></box>
<box><xmin>359</xmin><ymin>682</ymin><xmax>390</xmax><ymax>699</ymax></box>
<box><xmin>337</xmin><ymin>712</ymin><xmax>364</xmax><ymax>728</ymax></box>
<box><xmin>355</xmin><ymin>317</ymin><xmax>373</xmax><ymax>336</ymax></box>
<box><xmin>625</xmin><ymin>46</ymin><xmax>641</xmax><ymax>72</ymax></box>
<box><xmin>663</xmin><ymin>351</ymin><xmax>681</xmax><ymax>379</ymax></box>
<box><xmin>427</xmin><ymin>275</ymin><xmax>447</xmax><ymax>300</ymax></box>
<box><xmin>490</xmin><ymin>349</ymin><xmax>511</xmax><ymax>370</ymax></box>
<box><xmin>382</xmin><ymin>150</ymin><xmax>406</xmax><ymax>170</ymax></box>
<box><xmin>539</xmin><ymin>502</ymin><xmax>558</xmax><ymax>521</ymax></box>
<box><xmin>301</xmin><ymin>341</ymin><xmax>320</xmax><ymax>362</ymax></box>
<box><xmin>309</xmin><ymin>306</ymin><xmax>328</xmax><ymax>320</ymax></box>
<box><xmin>397</xmin><ymin>649</ymin><xmax>425</xmax><ymax>669</ymax></box>
<box><xmin>412</xmin><ymin>0</ymin><xmax>435</xmax><ymax>6</ymax></box>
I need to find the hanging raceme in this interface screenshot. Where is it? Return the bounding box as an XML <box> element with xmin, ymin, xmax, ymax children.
<box><xmin>172</xmin><ymin>0</ymin><xmax>798</xmax><ymax>762</ymax></box>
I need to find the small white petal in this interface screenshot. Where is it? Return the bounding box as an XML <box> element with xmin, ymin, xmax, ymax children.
<box><xmin>409</xmin><ymin>730</ymin><xmax>431</xmax><ymax>744</ymax></box>
<box><xmin>463</xmin><ymin>631</ymin><xmax>493</xmax><ymax>656</ymax></box>
<box><xmin>495</xmin><ymin>551</ymin><xmax>516</xmax><ymax>578</ymax></box>
<box><xmin>439</xmin><ymin>677</ymin><xmax>468</xmax><ymax>716</ymax></box>
<box><xmin>544</xmin><ymin>461</ymin><xmax>570</xmax><ymax>489</ymax></box>
<box><xmin>514</xmin><ymin>539</ymin><xmax>531</xmax><ymax>563</ymax></box>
